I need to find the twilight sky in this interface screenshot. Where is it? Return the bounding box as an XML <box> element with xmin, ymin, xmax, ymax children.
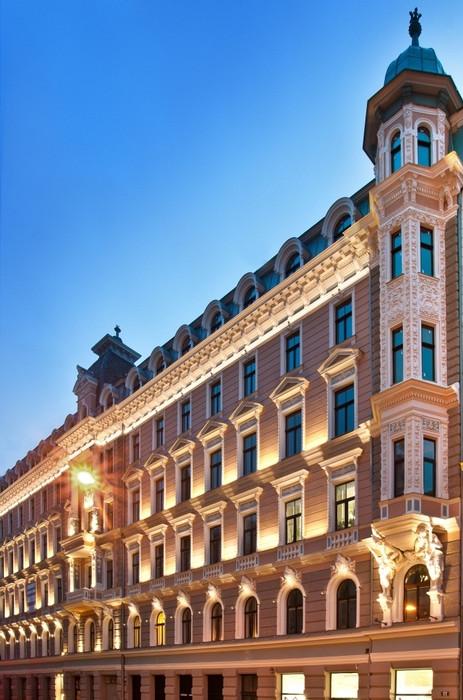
<box><xmin>1</xmin><ymin>0</ymin><xmax>462</xmax><ymax>471</ymax></box>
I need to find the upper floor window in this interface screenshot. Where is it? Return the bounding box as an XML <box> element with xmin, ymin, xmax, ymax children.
<box><xmin>242</xmin><ymin>513</ymin><xmax>257</xmax><ymax>555</ymax></box>
<box><xmin>180</xmin><ymin>535</ymin><xmax>191</xmax><ymax>572</ymax></box>
<box><xmin>243</xmin><ymin>358</ymin><xmax>256</xmax><ymax>397</ymax></box>
<box><xmin>417</xmin><ymin>126</ymin><xmax>432</xmax><ymax>166</ymax></box>
<box><xmin>392</xmin><ymin>326</ymin><xmax>404</xmax><ymax>384</ymax></box>
<box><xmin>108</xmin><ymin>619</ymin><xmax>114</xmax><ymax>650</ymax></box>
<box><xmin>285</xmin><ymin>331</ymin><xmax>300</xmax><ymax>372</ymax></box>
<box><xmin>106</xmin><ymin>558</ymin><xmax>113</xmax><ymax>589</ymax></box>
<box><xmin>40</xmin><ymin>532</ymin><xmax>48</xmax><ymax>561</ymax></box>
<box><xmin>181</xmin><ymin>337</ymin><xmax>193</xmax><ymax>356</ymax></box>
<box><xmin>285</xmin><ymin>497</ymin><xmax>302</xmax><ymax>544</ymax></box>
<box><xmin>155</xmin><ymin>477</ymin><xmax>164</xmax><ymax>513</ymax></box>
<box><xmin>210</xmin><ymin>602</ymin><xmax>222</xmax><ymax>641</ymax></box>
<box><xmin>154</xmin><ymin>543</ymin><xmax>164</xmax><ymax>579</ymax></box>
<box><xmin>182</xmin><ymin>608</ymin><xmax>192</xmax><ymax>644</ymax></box>
<box><xmin>131</xmin><ymin>487</ymin><xmax>141</xmax><ymax>523</ymax></box>
<box><xmin>336</xmin><ymin>579</ymin><xmax>356</xmax><ymax>629</ymax></box>
<box><xmin>420</xmin><ymin>228</ymin><xmax>434</xmax><ymax>276</ymax></box>
<box><xmin>181</xmin><ymin>400</ymin><xmax>191</xmax><ymax>433</ymax></box>
<box><xmin>285</xmin><ymin>252</ymin><xmax>302</xmax><ymax>278</ymax></box>
<box><xmin>133</xmin><ymin>615</ymin><xmax>141</xmax><ymax>648</ymax></box>
<box><xmin>243</xmin><ymin>286</ymin><xmax>258</xmax><ymax>308</ymax></box>
<box><xmin>243</xmin><ymin>433</ymin><xmax>257</xmax><ymax>476</ymax></box>
<box><xmin>333</xmin><ymin>214</ymin><xmax>352</xmax><ymax>242</ymax></box>
<box><xmin>421</xmin><ymin>325</ymin><xmax>435</xmax><ymax>381</ymax></box>
<box><xmin>423</xmin><ymin>438</ymin><xmax>436</xmax><ymax>497</ymax></box>
<box><xmin>210</xmin><ymin>381</ymin><xmax>222</xmax><ymax>415</ymax></box>
<box><xmin>156</xmin><ymin>357</ymin><xmax>166</xmax><ymax>375</ymax></box>
<box><xmin>209</xmin><ymin>450</ymin><xmax>222</xmax><ymax>490</ymax></box>
<box><xmin>335</xmin><ymin>480</ymin><xmax>355</xmax><ymax>530</ymax></box>
<box><xmin>131</xmin><ymin>433</ymin><xmax>140</xmax><ymax>463</ymax></box>
<box><xmin>155</xmin><ymin>611</ymin><xmax>166</xmax><ymax>646</ymax></box>
<box><xmin>393</xmin><ymin>439</ymin><xmax>405</xmax><ymax>498</ymax></box>
<box><xmin>209</xmin><ymin>525</ymin><xmax>221</xmax><ymax>564</ymax></box>
<box><xmin>334</xmin><ymin>384</ymin><xmax>355</xmax><ymax>437</ymax></box>
<box><xmin>132</xmin><ymin>550</ymin><xmax>140</xmax><ymax>584</ymax></box>
<box><xmin>335</xmin><ymin>298</ymin><xmax>352</xmax><ymax>344</ymax></box>
<box><xmin>285</xmin><ymin>410</ymin><xmax>302</xmax><ymax>458</ymax></box>
<box><xmin>210</xmin><ymin>312</ymin><xmax>223</xmax><ymax>333</ymax></box>
<box><xmin>180</xmin><ymin>465</ymin><xmax>191</xmax><ymax>502</ymax></box>
<box><xmin>156</xmin><ymin>417</ymin><xmax>164</xmax><ymax>447</ymax></box>
<box><xmin>391</xmin><ymin>131</ymin><xmax>402</xmax><ymax>173</ymax></box>
<box><xmin>391</xmin><ymin>231</ymin><xmax>402</xmax><ymax>278</ymax></box>
<box><xmin>404</xmin><ymin>565</ymin><xmax>430</xmax><ymax>621</ymax></box>
<box><xmin>286</xmin><ymin>589</ymin><xmax>303</xmax><ymax>634</ymax></box>
<box><xmin>244</xmin><ymin>598</ymin><xmax>258</xmax><ymax>639</ymax></box>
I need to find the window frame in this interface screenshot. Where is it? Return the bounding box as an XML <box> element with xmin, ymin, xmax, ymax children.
<box><xmin>208</xmin><ymin>379</ymin><xmax>222</xmax><ymax>417</ymax></box>
<box><xmin>334</xmin><ymin>297</ymin><xmax>353</xmax><ymax>345</ymax></box>
<box><xmin>419</xmin><ymin>227</ymin><xmax>434</xmax><ymax>276</ymax></box>
<box><xmin>390</xmin><ymin>230</ymin><xmax>403</xmax><ymax>279</ymax></box>
<box><xmin>391</xmin><ymin>325</ymin><xmax>404</xmax><ymax>384</ymax></box>
<box><xmin>421</xmin><ymin>323</ymin><xmax>436</xmax><ymax>382</ymax></box>
<box><xmin>242</xmin><ymin>356</ymin><xmax>257</xmax><ymax>398</ymax></box>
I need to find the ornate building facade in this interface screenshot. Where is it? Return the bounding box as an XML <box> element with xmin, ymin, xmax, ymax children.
<box><xmin>1</xmin><ymin>11</ymin><xmax>463</xmax><ymax>700</ymax></box>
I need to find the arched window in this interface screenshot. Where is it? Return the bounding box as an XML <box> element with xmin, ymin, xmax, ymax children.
<box><xmin>182</xmin><ymin>608</ymin><xmax>192</xmax><ymax>644</ymax></box>
<box><xmin>404</xmin><ymin>565</ymin><xmax>430</xmax><ymax>622</ymax></box>
<box><xmin>285</xmin><ymin>253</ymin><xmax>302</xmax><ymax>278</ymax></box>
<box><xmin>104</xmin><ymin>393</ymin><xmax>115</xmax><ymax>411</ymax></box>
<box><xmin>156</xmin><ymin>357</ymin><xmax>166</xmax><ymax>375</ymax></box>
<box><xmin>133</xmin><ymin>615</ymin><xmax>141</xmax><ymax>648</ymax></box>
<box><xmin>108</xmin><ymin>619</ymin><xmax>114</xmax><ymax>650</ymax></box>
<box><xmin>417</xmin><ymin>126</ymin><xmax>432</xmax><ymax>166</ymax></box>
<box><xmin>181</xmin><ymin>337</ymin><xmax>193</xmax><ymax>356</ymax></box>
<box><xmin>155</xmin><ymin>611</ymin><xmax>166</xmax><ymax>646</ymax></box>
<box><xmin>211</xmin><ymin>602</ymin><xmax>223</xmax><ymax>641</ymax></box>
<box><xmin>131</xmin><ymin>376</ymin><xmax>141</xmax><ymax>393</ymax></box>
<box><xmin>333</xmin><ymin>214</ymin><xmax>352</xmax><ymax>242</ymax></box>
<box><xmin>243</xmin><ymin>286</ymin><xmax>258</xmax><ymax>309</ymax></box>
<box><xmin>85</xmin><ymin>620</ymin><xmax>96</xmax><ymax>652</ymax></box>
<box><xmin>286</xmin><ymin>589</ymin><xmax>303</xmax><ymax>634</ymax></box>
<box><xmin>244</xmin><ymin>597</ymin><xmax>258</xmax><ymax>639</ymax></box>
<box><xmin>210</xmin><ymin>312</ymin><xmax>223</xmax><ymax>334</ymax></box>
<box><xmin>336</xmin><ymin>580</ymin><xmax>357</xmax><ymax>629</ymax></box>
<box><xmin>391</xmin><ymin>131</ymin><xmax>402</xmax><ymax>173</ymax></box>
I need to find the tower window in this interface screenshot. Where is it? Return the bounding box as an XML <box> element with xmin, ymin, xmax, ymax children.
<box><xmin>393</xmin><ymin>439</ymin><xmax>405</xmax><ymax>498</ymax></box>
<box><xmin>423</xmin><ymin>438</ymin><xmax>436</xmax><ymax>497</ymax></box>
<box><xmin>391</xmin><ymin>131</ymin><xmax>402</xmax><ymax>173</ymax></box>
<box><xmin>420</xmin><ymin>228</ymin><xmax>434</xmax><ymax>276</ymax></box>
<box><xmin>421</xmin><ymin>325</ymin><xmax>435</xmax><ymax>381</ymax></box>
<box><xmin>392</xmin><ymin>326</ymin><xmax>404</xmax><ymax>384</ymax></box>
<box><xmin>417</xmin><ymin>126</ymin><xmax>432</xmax><ymax>166</ymax></box>
<box><xmin>391</xmin><ymin>231</ymin><xmax>402</xmax><ymax>278</ymax></box>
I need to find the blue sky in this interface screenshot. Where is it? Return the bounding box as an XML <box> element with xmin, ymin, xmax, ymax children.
<box><xmin>1</xmin><ymin>0</ymin><xmax>462</xmax><ymax>471</ymax></box>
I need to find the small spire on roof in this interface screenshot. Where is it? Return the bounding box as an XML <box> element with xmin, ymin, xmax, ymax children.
<box><xmin>409</xmin><ymin>7</ymin><xmax>422</xmax><ymax>47</ymax></box>
<box><xmin>114</xmin><ymin>324</ymin><xmax>121</xmax><ymax>338</ymax></box>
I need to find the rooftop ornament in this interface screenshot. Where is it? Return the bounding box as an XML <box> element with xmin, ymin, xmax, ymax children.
<box><xmin>409</xmin><ymin>7</ymin><xmax>422</xmax><ymax>46</ymax></box>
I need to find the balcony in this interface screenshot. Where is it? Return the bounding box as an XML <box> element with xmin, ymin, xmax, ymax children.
<box><xmin>236</xmin><ymin>553</ymin><xmax>259</xmax><ymax>571</ymax></box>
<box><xmin>149</xmin><ymin>578</ymin><xmax>166</xmax><ymax>591</ymax></box>
<box><xmin>102</xmin><ymin>587</ymin><xmax>122</xmax><ymax>601</ymax></box>
<box><xmin>175</xmin><ymin>571</ymin><xmax>193</xmax><ymax>586</ymax></box>
<box><xmin>326</xmin><ymin>528</ymin><xmax>358</xmax><ymax>550</ymax></box>
<box><xmin>66</xmin><ymin>587</ymin><xmax>100</xmax><ymax>603</ymax></box>
<box><xmin>277</xmin><ymin>542</ymin><xmax>304</xmax><ymax>561</ymax></box>
<box><xmin>203</xmin><ymin>563</ymin><xmax>223</xmax><ymax>579</ymax></box>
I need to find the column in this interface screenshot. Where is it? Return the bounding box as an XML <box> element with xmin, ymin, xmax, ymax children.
<box><xmin>192</xmin><ymin>671</ymin><xmax>205</xmax><ymax>698</ymax></box>
<box><xmin>164</xmin><ymin>672</ymin><xmax>177</xmax><ymax>700</ymax></box>
<box><xmin>140</xmin><ymin>673</ymin><xmax>152</xmax><ymax>700</ymax></box>
<box><xmin>222</xmin><ymin>670</ymin><xmax>238</xmax><ymax>700</ymax></box>
<box><xmin>305</xmin><ymin>667</ymin><xmax>325</xmax><ymax>700</ymax></box>
<box><xmin>257</xmin><ymin>670</ymin><xmax>275</xmax><ymax>699</ymax></box>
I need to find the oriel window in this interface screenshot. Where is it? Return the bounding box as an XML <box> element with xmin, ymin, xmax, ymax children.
<box><xmin>417</xmin><ymin>126</ymin><xmax>432</xmax><ymax>166</ymax></box>
<box><xmin>391</xmin><ymin>230</ymin><xmax>402</xmax><ymax>278</ymax></box>
<box><xmin>393</xmin><ymin>439</ymin><xmax>405</xmax><ymax>498</ymax></box>
<box><xmin>421</xmin><ymin>325</ymin><xmax>436</xmax><ymax>381</ymax></box>
<box><xmin>391</xmin><ymin>131</ymin><xmax>402</xmax><ymax>173</ymax></box>
<box><xmin>423</xmin><ymin>438</ymin><xmax>436</xmax><ymax>496</ymax></box>
<box><xmin>420</xmin><ymin>228</ymin><xmax>434</xmax><ymax>276</ymax></box>
<box><xmin>392</xmin><ymin>326</ymin><xmax>404</xmax><ymax>384</ymax></box>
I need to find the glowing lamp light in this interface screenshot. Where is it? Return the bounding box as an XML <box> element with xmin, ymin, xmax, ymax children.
<box><xmin>405</xmin><ymin>603</ymin><xmax>416</xmax><ymax>612</ymax></box>
<box><xmin>77</xmin><ymin>470</ymin><xmax>96</xmax><ymax>487</ymax></box>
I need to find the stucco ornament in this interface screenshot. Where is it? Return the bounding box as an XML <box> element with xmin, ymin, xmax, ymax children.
<box><xmin>331</xmin><ymin>554</ymin><xmax>355</xmax><ymax>577</ymax></box>
<box><xmin>239</xmin><ymin>576</ymin><xmax>255</xmax><ymax>596</ymax></box>
<box><xmin>367</xmin><ymin>525</ymin><xmax>404</xmax><ymax>626</ymax></box>
<box><xmin>207</xmin><ymin>583</ymin><xmax>219</xmax><ymax>601</ymax></box>
<box><xmin>413</xmin><ymin>523</ymin><xmax>444</xmax><ymax>591</ymax></box>
<box><xmin>281</xmin><ymin>566</ymin><xmax>301</xmax><ymax>588</ymax></box>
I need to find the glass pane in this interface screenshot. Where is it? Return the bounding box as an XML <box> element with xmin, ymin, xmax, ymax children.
<box><xmin>396</xmin><ymin>669</ymin><xmax>433</xmax><ymax>694</ymax></box>
<box><xmin>331</xmin><ymin>672</ymin><xmax>359</xmax><ymax>699</ymax></box>
<box><xmin>281</xmin><ymin>673</ymin><xmax>305</xmax><ymax>696</ymax></box>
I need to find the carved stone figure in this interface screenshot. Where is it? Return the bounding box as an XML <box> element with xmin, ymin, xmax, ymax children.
<box><xmin>414</xmin><ymin>523</ymin><xmax>444</xmax><ymax>591</ymax></box>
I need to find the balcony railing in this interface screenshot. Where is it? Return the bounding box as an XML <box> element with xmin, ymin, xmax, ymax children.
<box><xmin>66</xmin><ymin>587</ymin><xmax>98</xmax><ymax>603</ymax></box>
<box><xmin>175</xmin><ymin>571</ymin><xmax>193</xmax><ymax>586</ymax></box>
<box><xmin>202</xmin><ymin>563</ymin><xmax>223</xmax><ymax>579</ymax></box>
<box><xmin>277</xmin><ymin>541</ymin><xmax>304</xmax><ymax>561</ymax></box>
<box><xmin>326</xmin><ymin>528</ymin><xmax>358</xmax><ymax>550</ymax></box>
<box><xmin>236</xmin><ymin>553</ymin><xmax>259</xmax><ymax>571</ymax></box>
<box><xmin>149</xmin><ymin>577</ymin><xmax>165</xmax><ymax>591</ymax></box>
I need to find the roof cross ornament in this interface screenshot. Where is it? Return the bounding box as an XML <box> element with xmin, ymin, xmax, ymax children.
<box><xmin>409</xmin><ymin>7</ymin><xmax>422</xmax><ymax>46</ymax></box>
<box><xmin>114</xmin><ymin>324</ymin><xmax>121</xmax><ymax>338</ymax></box>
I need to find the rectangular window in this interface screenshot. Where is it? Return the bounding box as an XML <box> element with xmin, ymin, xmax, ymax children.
<box><xmin>41</xmin><ymin>489</ymin><xmax>48</xmax><ymax>515</ymax></box>
<box><xmin>18</xmin><ymin>545</ymin><xmax>24</xmax><ymax>571</ymax></box>
<box><xmin>180</xmin><ymin>465</ymin><xmax>191</xmax><ymax>502</ymax></box>
<box><xmin>156</xmin><ymin>417</ymin><xmax>164</xmax><ymax>447</ymax></box>
<box><xmin>155</xmin><ymin>477</ymin><xmax>164</xmax><ymax>513</ymax></box>
<box><xmin>8</xmin><ymin>550</ymin><xmax>13</xmax><ymax>574</ymax></box>
<box><xmin>40</xmin><ymin>532</ymin><xmax>48</xmax><ymax>561</ymax></box>
<box><xmin>285</xmin><ymin>498</ymin><xmax>302</xmax><ymax>544</ymax></box>
<box><xmin>181</xmin><ymin>400</ymin><xmax>191</xmax><ymax>433</ymax></box>
<box><xmin>285</xmin><ymin>410</ymin><xmax>302</xmax><ymax>458</ymax></box>
<box><xmin>26</xmin><ymin>581</ymin><xmax>36</xmax><ymax>611</ymax></box>
<box><xmin>394</xmin><ymin>439</ymin><xmax>405</xmax><ymax>497</ymax></box>
<box><xmin>281</xmin><ymin>673</ymin><xmax>305</xmax><ymax>700</ymax></box>
<box><xmin>392</xmin><ymin>326</ymin><xmax>404</xmax><ymax>383</ymax></box>
<box><xmin>423</xmin><ymin>438</ymin><xmax>436</xmax><ymax>497</ymax></box>
<box><xmin>421</xmin><ymin>325</ymin><xmax>435</xmax><ymax>381</ymax></box>
<box><xmin>30</xmin><ymin>497</ymin><xmax>35</xmax><ymax>523</ymax></box>
<box><xmin>209</xmin><ymin>525</ymin><xmax>221</xmax><ymax>564</ymax></box>
<box><xmin>242</xmin><ymin>513</ymin><xmax>257</xmax><ymax>555</ymax></box>
<box><xmin>335</xmin><ymin>298</ymin><xmax>353</xmax><ymax>344</ymax></box>
<box><xmin>180</xmin><ymin>535</ymin><xmax>191</xmax><ymax>572</ymax></box>
<box><xmin>243</xmin><ymin>433</ymin><xmax>257</xmax><ymax>476</ymax></box>
<box><xmin>243</xmin><ymin>358</ymin><xmax>256</xmax><ymax>397</ymax></box>
<box><xmin>334</xmin><ymin>384</ymin><xmax>355</xmax><ymax>437</ymax></box>
<box><xmin>241</xmin><ymin>674</ymin><xmax>257</xmax><ymax>700</ymax></box>
<box><xmin>0</xmin><ymin>556</ymin><xmax>3</xmax><ymax>578</ymax></box>
<box><xmin>420</xmin><ymin>228</ymin><xmax>434</xmax><ymax>276</ymax></box>
<box><xmin>391</xmin><ymin>231</ymin><xmax>402</xmax><ymax>279</ymax></box>
<box><xmin>210</xmin><ymin>450</ymin><xmax>222</xmax><ymax>490</ymax></box>
<box><xmin>285</xmin><ymin>331</ymin><xmax>301</xmax><ymax>372</ymax></box>
<box><xmin>330</xmin><ymin>672</ymin><xmax>359</xmax><ymax>699</ymax></box>
<box><xmin>29</xmin><ymin>539</ymin><xmax>35</xmax><ymax>566</ymax></box>
<box><xmin>56</xmin><ymin>577</ymin><xmax>63</xmax><ymax>603</ymax></box>
<box><xmin>394</xmin><ymin>669</ymin><xmax>432</xmax><ymax>699</ymax></box>
<box><xmin>132</xmin><ymin>550</ymin><xmax>140</xmax><ymax>584</ymax></box>
<box><xmin>154</xmin><ymin>676</ymin><xmax>166</xmax><ymax>700</ymax></box>
<box><xmin>154</xmin><ymin>543</ymin><xmax>164</xmax><ymax>579</ymax></box>
<box><xmin>7</xmin><ymin>511</ymin><xmax>13</xmax><ymax>535</ymax></box>
<box><xmin>105</xmin><ymin>501</ymin><xmax>114</xmax><ymax>530</ymax></box>
<box><xmin>42</xmin><ymin>581</ymin><xmax>48</xmax><ymax>607</ymax></box>
<box><xmin>18</xmin><ymin>506</ymin><xmax>23</xmax><ymax>529</ymax></box>
<box><xmin>131</xmin><ymin>488</ymin><xmax>141</xmax><ymax>523</ymax></box>
<box><xmin>179</xmin><ymin>675</ymin><xmax>193</xmax><ymax>700</ymax></box>
<box><xmin>335</xmin><ymin>480</ymin><xmax>355</xmax><ymax>530</ymax></box>
<box><xmin>131</xmin><ymin>433</ymin><xmax>140</xmax><ymax>463</ymax></box>
<box><xmin>210</xmin><ymin>381</ymin><xmax>222</xmax><ymax>415</ymax></box>
<box><xmin>106</xmin><ymin>559</ymin><xmax>113</xmax><ymax>589</ymax></box>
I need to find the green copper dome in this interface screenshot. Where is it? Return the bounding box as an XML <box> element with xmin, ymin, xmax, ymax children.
<box><xmin>384</xmin><ymin>7</ymin><xmax>445</xmax><ymax>85</ymax></box>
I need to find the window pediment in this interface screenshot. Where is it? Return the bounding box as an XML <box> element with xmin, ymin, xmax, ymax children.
<box><xmin>197</xmin><ymin>419</ymin><xmax>228</xmax><ymax>447</ymax></box>
<box><xmin>270</xmin><ymin>376</ymin><xmax>309</xmax><ymax>406</ymax></box>
<box><xmin>144</xmin><ymin>450</ymin><xmax>168</xmax><ymax>474</ymax></box>
<box><xmin>319</xmin><ymin>448</ymin><xmax>363</xmax><ymax>477</ymax></box>
<box><xmin>169</xmin><ymin>437</ymin><xmax>195</xmax><ymax>461</ymax></box>
<box><xmin>229</xmin><ymin>400</ymin><xmax>264</xmax><ymax>428</ymax></box>
<box><xmin>271</xmin><ymin>469</ymin><xmax>309</xmax><ymax>495</ymax></box>
<box><xmin>318</xmin><ymin>347</ymin><xmax>361</xmax><ymax>383</ymax></box>
<box><xmin>121</xmin><ymin>466</ymin><xmax>144</xmax><ymax>485</ymax></box>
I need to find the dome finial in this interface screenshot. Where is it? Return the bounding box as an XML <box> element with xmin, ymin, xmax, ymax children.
<box><xmin>409</xmin><ymin>7</ymin><xmax>422</xmax><ymax>46</ymax></box>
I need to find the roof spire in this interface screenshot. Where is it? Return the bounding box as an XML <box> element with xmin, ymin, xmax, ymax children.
<box><xmin>409</xmin><ymin>7</ymin><xmax>422</xmax><ymax>47</ymax></box>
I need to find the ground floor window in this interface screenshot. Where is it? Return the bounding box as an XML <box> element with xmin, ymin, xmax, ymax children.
<box><xmin>179</xmin><ymin>675</ymin><xmax>193</xmax><ymax>700</ymax></box>
<box><xmin>394</xmin><ymin>669</ymin><xmax>432</xmax><ymax>699</ymax></box>
<box><xmin>281</xmin><ymin>673</ymin><xmax>305</xmax><ymax>699</ymax></box>
<box><xmin>330</xmin><ymin>672</ymin><xmax>359</xmax><ymax>699</ymax></box>
<box><xmin>207</xmin><ymin>675</ymin><xmax>223</xmax><ymax>700</ymax></box>
<box><xmin>154</xmin><ymin>675</ymin><xmax>166</xmax><ymax>700</ymax></box>
<box><xmin>241</xmin><ymin>674</ymin><xmax>257</xmax><ymax>700</ymax></box>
